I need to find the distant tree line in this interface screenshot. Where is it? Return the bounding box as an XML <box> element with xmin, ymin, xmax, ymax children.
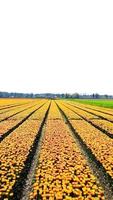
<box><xmin>63</xmin><ymin>93</ymin><xmax>112</xmax><ymax>99</ymax></box>
<box><xmin>0</xmin><ymin>91</ymin><xmax>113</xmax><ymax>99</ymax></box>
<box><xmin>0</xmin><ymin>92</ymin><xmax>34</xmax><ymax>98</ymax></box>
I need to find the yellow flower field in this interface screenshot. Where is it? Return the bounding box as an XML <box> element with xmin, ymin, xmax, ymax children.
<box><xmin>0</xmin><ymin>99</ymin><xmax>113</xmax><ymax>199</ymax></box>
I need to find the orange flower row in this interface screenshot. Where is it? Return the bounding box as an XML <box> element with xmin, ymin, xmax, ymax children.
<box><xmin>30</xmin><ymin>119</ymin><xmax>104</xmax><ymax>200</ymax></box>
<box><xmin>0</xmin><ymin>101</ymin><xmax>49</xmax><ymax>199</ymax></box>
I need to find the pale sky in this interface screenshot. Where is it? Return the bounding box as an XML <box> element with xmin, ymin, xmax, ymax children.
<box><xmin>0</xmin><ymin>1</ymin><xmax>113</xmax><ymax>94</ymax></box>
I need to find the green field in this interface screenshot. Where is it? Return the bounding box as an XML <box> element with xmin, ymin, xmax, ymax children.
<box><xmin>67</xmin><ymin>99</ymin><xmax>113</xmax><ymax>109</ymax></box>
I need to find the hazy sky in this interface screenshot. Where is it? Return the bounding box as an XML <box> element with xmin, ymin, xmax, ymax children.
<box><xmin>0</xmin><ymin>1</ymin><xmax>113</xmax><ymax>94</ymax></box>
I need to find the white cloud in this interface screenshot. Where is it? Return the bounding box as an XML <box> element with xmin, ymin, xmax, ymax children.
<box><xmin>0</xmin><ymin>0</ymin><xmax>113</xmax><ymax>94</ymax></box>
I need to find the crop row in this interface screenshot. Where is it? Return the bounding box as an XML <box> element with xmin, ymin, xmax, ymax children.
<box><xmin>0</xmin><ymin>101</ymin><xmax>50</xmax><ymax>199</ymax></box>
<box><xmin>0</xmin><ymin>99</ymin><xmax>46</xmax><ymax>120</ymax></box>
<box><xmin>63</xmin><ymin>102</ymin><xmax>113</xmax><ymax>136</ymax></box>
<box><xmin>67</xmin><ymin>101</ymin><xmax>113</xmax><ymax>122</ymax></box>
<box><xmin>30</xmin><ymin>102</ymin><xmax>104</xmax><ymax>200</ymax></box>
<box><xmin>56</xmin><ymin>103</ymin><xmax>81</xmax><ymax>120</ymax></box>
<box><xmin>30</xmin><ymin>119</ymin><xmax>104</xmax><ymax>200</ymax></box>
<box><xmin>0</xmin><ymin>99</ymin><xmax>31</xmax><ymax>110</ymax></box>
<box><xmin>57</xmin><ymin>101</ymin><xmax>113</xmax><ymax>179</ymax></box>
<box><xmin>0</xmin><ymin>103</ymin><xmax>35</xmax><ymax>121</ymax></box>
<box><xmin>74</xmin><ymin>102</ymin><xmax>113</xmax><ymax>116</ymax></box>
<box><xmin>0</xmin><ymin>100</ymin><xmax>47</xmax><ymax>138</ymax></box>
<box><xmin>64</xmin><ymin>102</ymin><xmax>99</xmax><ymax>120</ymax></box>
<box><xmin>0</xmin><ymin>102</ymin><xmax>28</xmax><ymax>115</ymax></box>
<box><xmin>47</xmin><ymin>101</ymin><xmax>62</xmax><ymax>120</ymax></box>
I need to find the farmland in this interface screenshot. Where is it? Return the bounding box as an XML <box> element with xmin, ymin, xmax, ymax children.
<box><xmin>68</xmin><ymin>99</ymin><xmax>113</xmax><ymax>109</ymax></box>
<box><xmin>0</xmin><ymin>99</ymin><xmax>113</xmax><ymax>199</ymax></box>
